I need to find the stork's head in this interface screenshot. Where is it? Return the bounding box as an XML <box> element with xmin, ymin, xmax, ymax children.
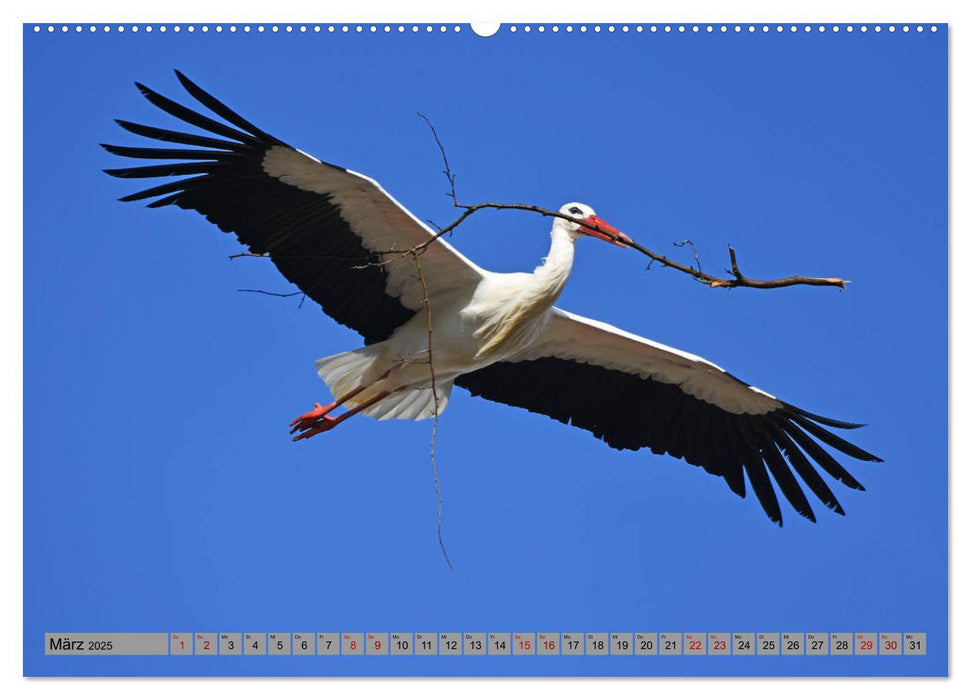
<box><xmin>558</xmin><ymin>202</ymin><xmax>631</xmax><ymax>248</ymax></box>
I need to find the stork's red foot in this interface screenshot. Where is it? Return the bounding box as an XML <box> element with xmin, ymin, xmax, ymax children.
<box><xmin>289</xmin><ymin>401</ymin><xmax>335</xmax><ymax>432</ymax></box>
<box><xmin>291</xmin><ymin>414</ymin><xmax>339</xmax><ymax>441</ymax></box>
<box><xmin>289</xmin><ymin>402</ymin><xmax>340</xmax><ymax>441</ymax></box>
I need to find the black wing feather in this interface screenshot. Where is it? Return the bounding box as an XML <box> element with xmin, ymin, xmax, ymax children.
<box><xmin>773</xmin><ymin>426</ymin><xmax>845</xmax><ymax>515</ymax></box>
<box><xmin>117</xmin><ymin>176</ymin><xmax>213</xmax><ymax>202</ymax></box>
<box><xmin>114</xmin><ymin>119</ymin><xmax>240</xmax><ymax>150</ymax></box>
<box><xmin>173</xmin><ymin>70</ymin><xmax>280</xmax><ymax>143</ymax></box>
<box><xmin>719</xmin><ymin>418</ymin><xmax>748</xmax><ymax>499</ymax></box>
<box><xmin>757</xmin><ymin>435</ymin><xmax>816</xmax><ymax>523</ymax></box>
<box><xmin>104</xmin><ymin>162</ymin><xmax>221</xmax><ymax>179</ymax></box>
<box><xmin>743</xmin><ymin>454</ymin><xmax>783</xmax><ymax>525</ymax></box>
<box><xmin>100</xmin><ymin>144</ymin><xmax>240</xmax><ymax>161</ymax></box>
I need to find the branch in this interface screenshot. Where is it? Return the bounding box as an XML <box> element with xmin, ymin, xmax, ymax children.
<box><xmin>711</xmin><ymin>246</ymin><xmax>849</xmax><ymax>290</ymax></box>
<box><xmin>237</xmin><ymin>288</ymin><xmax>306</xmax><ymax>308</ymax></box>
<box><xmin>414</xmin><ymin>115</ymin><xmax>848</xmax><ymax>291</ymax></box>
<box><xmin>674</xmin><ymin>239</ymin><xmax>703</xmax><ymax>276</ymax></box>
<box><xmin>237</xmin><ymin>288</ymin><xmax>301</xmax><ymax>298</ymax></box>
<box><xmin>417</xmin><ymin>112</ymin><xmax>458</xmax><ymax>205</ymax></box>
<box><xmin>363</xmin><ymin>199</ymin><xmax>847</xmax><ymax>290</ymax></box>
<box><xmin>410</xmin><ymin>250</ymin><xmax>453</xmax><ymax>571</ymax></box>
<box><xmin>229</xmin><ymin>252</ymin><xmax>270</xmax><ymax>260</ymax></box>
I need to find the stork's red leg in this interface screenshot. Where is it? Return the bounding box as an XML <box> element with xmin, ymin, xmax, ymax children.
<box><xmin>291</xmin><ymin>386</ymin><xmax>405</xmax><ymax>441</ymax></box>
<box><xmin>288</xmin><ymin>384</ymin><xmax>369</xmax><ymax>434</ymax></box>
<box><xmin>289</xmin><ymin>366</ymin><xmax>399</xmax><ymax>438</ymax></box>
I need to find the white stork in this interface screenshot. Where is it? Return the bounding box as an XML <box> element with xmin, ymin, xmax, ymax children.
<box><xmin>103</xmin><ymin>71</ymin><xmax>881</xmax><ymax>525</ymax></box>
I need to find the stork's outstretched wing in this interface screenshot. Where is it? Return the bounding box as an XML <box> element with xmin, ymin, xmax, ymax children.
<box><xmin>455</xmin><ymin>308</ymin><xmax>882</xmax><ymax>524</ymax></box>
<box><xmin>103</xmin><ymin>70</ymin><xmax>484</xmax><ymax>345</ymax></box>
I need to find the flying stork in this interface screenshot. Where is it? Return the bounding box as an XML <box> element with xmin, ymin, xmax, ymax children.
<box><xmin>103</xmin><ymin>71</ymin><xmax>881</xmax><ymax>525</ymax></box>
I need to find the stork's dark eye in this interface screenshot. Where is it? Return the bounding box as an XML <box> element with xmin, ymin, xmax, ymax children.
<box><xmin>568</xmin><ymin>207</ymin><xmax>583</xmax><ymax>215</ymax></box>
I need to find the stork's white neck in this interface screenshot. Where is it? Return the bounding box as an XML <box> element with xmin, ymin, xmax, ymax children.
<box><xmin>470</xmin><ymin>222</ymin><xmax>578</xmax><ymax>359</ymax></box>
<box><xmin>532</xmin><ymin>223</ymin><xmax>578</xmax><ymax>304</ymax></box>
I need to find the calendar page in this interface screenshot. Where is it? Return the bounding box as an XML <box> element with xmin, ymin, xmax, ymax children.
<box><xmin>23</xmin><ymin>21</ymin><xmax>947</xmax><ymax>677</ymax></box>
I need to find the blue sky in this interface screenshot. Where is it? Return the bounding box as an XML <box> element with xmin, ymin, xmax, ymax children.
<box><xmin>24</xmin><ymin>24</ymin><xmax>946</xmax><ymax>676</ymax></box>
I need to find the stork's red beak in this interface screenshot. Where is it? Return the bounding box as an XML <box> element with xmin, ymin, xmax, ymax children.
<box><xmin>580</xmin><ymin>215</ymin><xmax>632</xmax><ymax>248</ymax></box>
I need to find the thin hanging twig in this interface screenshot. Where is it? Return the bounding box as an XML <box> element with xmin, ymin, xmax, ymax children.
<box><xmin>410</xmin><ymin>249</ymin><xmax>453</xmax><ymax>571</ymax></box>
